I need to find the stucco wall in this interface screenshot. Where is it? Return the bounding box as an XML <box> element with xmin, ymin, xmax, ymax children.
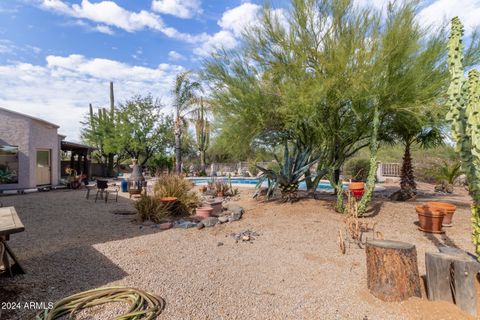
<box><xmin>29</xmin><ymin>120</ymin><xmax>60</xmax><ymax>187</ymax></box>
<box><xmin>0</xmin><ymin>109</ymin><xmax>60</xmax><ymax>189</ymax></box>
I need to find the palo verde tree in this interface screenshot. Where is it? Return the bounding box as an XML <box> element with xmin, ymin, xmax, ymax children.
<box><xmin>172</xmin><ymin>71</ymin><xmax>202</xmax><ymax>173</ymax></box>
<box><xmin>204</xmin><ymin>0</ymin><xmax>453</xmax><ymax>211</ymax></box>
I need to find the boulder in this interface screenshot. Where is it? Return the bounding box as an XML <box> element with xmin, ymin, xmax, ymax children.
<box><xmin>218</xmin><ymin>216</ymin><xmax>229</xmax><ymax>223</ymax></box>
<box><xmin>202</xmin><ymin>217</ymin><xmax>219</xmax><ymax>227</ymax></box>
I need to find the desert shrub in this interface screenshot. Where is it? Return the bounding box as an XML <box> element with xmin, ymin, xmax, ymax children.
<box><xmin>344</xmin><ymin>158</ymin><xmax>370</xmax><ymax>182</ymax></box>
<box><xmin>417</xmin><ymin>160</ymin><xmax>462</xmax><ymax>184</ymax></box>
<box><xmin>134</xmin><ymin>195</ymin><xmax>169</xmax><ymax>222</ymax></box>
<box><xmin>153</xmin><ymin>175</ymin><xmax>199</xmax><ymax>216</ymax></box>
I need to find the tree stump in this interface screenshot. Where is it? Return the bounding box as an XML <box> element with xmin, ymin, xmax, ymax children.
<box><xmin>366</xmin><ymin>239</ymin><xmax>421</xmax><ymax>301</ymax></box>
<box><xmin>425</xmin><ymin>247</ymin><xmax>480</xmax><ymax>317</ymax></box>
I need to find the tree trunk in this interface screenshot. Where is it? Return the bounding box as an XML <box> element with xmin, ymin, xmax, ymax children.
<box><xmin>200</xmin><ymin>150</ymin><xmax>206</xmax><ymax>173</ymax></box>
<box><xmin>366</xmin><ymin>239</ymin><xmax>421</xmax><ymax>302</ymax></box>
<box><xmin>175</xmin><ymin>113</ymin><xmax>182</xmax><ymax>174</ymax></box>
<box><xmin>400</xmin><ymin>142</ymin><xmax>416</xmax><ymax>197</ymax></box>
<box><xmin>107</xmin><ymin>153</ymin><xmax>114</xmax><ymax>177</ymax></box>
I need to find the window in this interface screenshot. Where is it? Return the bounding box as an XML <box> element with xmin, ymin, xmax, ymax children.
<box><xmin>0</xmin><ymin>145</ymin><xmax>19</xmax><ymax>184</ymax></box>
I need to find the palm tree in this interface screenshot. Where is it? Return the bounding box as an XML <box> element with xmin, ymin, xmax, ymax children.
<box><xmin>387</xmin><ymin>110</ymin><xmax>444</xmax><ymax>200</ymax></box>
<box><xmin>172</xmin><ymin>71</ymin><xmax>201</xmax><ymax>173</ymax></box>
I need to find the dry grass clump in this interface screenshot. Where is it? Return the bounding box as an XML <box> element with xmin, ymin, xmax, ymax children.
<box><xmin>153</xmin><ymin>175</ymin><xmax>199</xmax><ymax>216</ymax></box>
<box><xmin>134</xmin><ymin>195</ymin><xmax>170</xmax><ymax>222</ymax></box>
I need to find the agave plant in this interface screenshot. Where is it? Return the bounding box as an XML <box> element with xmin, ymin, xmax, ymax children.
<box><xmin>256</xmin><ymin>140</ymin><xmax>319</xmax><ymax>202</ymax></box>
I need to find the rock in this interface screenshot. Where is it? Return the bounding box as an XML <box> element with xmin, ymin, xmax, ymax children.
<box><xmin>229</xmin><ymin>211</ymin><xmax>242</xmax><ymax>222</ymax></box>
<box><xmin>196</xmin><ymin>222</ymin><xmax>205</xmax><ymax>230</ymax></box>
<box><xmin>174</xmin><ymin>219</ymin><xmax>198</xmax><ymax>229</ymax></box>
<box><xmin>227</xmin><ymin>204</ymin><xmax>244</xmax><ymax>215</ymax></box>
<box><xmin>202</xmin><ymin>217</ymin><xmax>219</xmax><ymax>227</ymax></box>
<box><xmin>242</xmin><ymin>235</ymin><xmax>250</xmax><ymax>241</ymax></box>
<box><xmin>159</xmin><ymin>222</ymin><xmax>173</xmax><ymax>230</ymax></box>
<box><xmin>218</xmin><ymin>216</ymin><xmax>229</xmax><ymax>223</ymax></box>
<box><xmin>217</xmin><ymin>242</ymin><xmax>224</xmax><ymax>246</ymax></box>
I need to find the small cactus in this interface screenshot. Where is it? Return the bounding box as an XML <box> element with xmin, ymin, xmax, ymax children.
<box><xmin>446</xmin><ymin>17</ymin><xmax>480</xmax><ymax>259</ymax></box>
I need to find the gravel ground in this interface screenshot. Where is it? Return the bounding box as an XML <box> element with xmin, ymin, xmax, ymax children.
<box><xmin>0</xmin><ymin>183</ymin><xmax>476</xmax><ymax>319</ymax></box>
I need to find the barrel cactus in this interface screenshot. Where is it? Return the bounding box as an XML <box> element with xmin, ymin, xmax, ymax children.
<box><xmin>446</xmin><ymin>17</ymin><xmax>480</xmax><ymax>259</ymax></box>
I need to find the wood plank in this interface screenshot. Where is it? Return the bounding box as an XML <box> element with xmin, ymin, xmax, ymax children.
<box><xmin>0</xmin><ymin>207</ymin><xmax>24</xmax><ymax>236</ymax></box>
<box><xmin>425</xmin><ymin>252</ymin><xmax>455</xmax><ymax>303</ymax></box>
<box><xmin>453</xmin><ymin>259</ymin><xmax>480</xmax><ymax>317</ymax></box>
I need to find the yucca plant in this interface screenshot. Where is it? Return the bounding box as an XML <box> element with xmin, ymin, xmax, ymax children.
<box><xmin>153</xmin><ymin>175</ymin><xmax>199</xmax><ymax>216</ymax></box>
<box><xmin>256</xmin><ymin>140</ymin><xmax>319</xmax><ymax>202</ymax></box>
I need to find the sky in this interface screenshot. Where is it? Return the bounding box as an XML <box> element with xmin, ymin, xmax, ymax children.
<box><xmin>0</xmin><ymin>0</ymin><xmax>479</xmax><ymax>141</ymax></box>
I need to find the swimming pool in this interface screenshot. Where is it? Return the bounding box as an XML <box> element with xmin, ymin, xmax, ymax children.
<box><xmin>187</xmin><ymin>177</ymin><xmax>345</xmax><ymax>190</ymax></box>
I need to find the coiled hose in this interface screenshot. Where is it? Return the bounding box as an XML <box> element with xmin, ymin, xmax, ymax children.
<box><xmin>35</xmin><ymin>286</ymin><xmax>166</xmax><ymax>320</ymax></box>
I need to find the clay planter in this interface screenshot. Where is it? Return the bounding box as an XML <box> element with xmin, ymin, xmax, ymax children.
<box><xmin>349</xmin><ymin>182</ymin><xmax>365</xmax><ymax>201</ymax></box>
<box><xmin>425</xmin><ymin>202</ymin><xmax>456</xmax><ymax>227</ymax></box>
<box><xmin>160</xmin><ymin>197</ymin><xmax>178</xmax><ymax>203</ymax></box>
<box><xmin>195</xmin><ymin>206</ymin><xmax>213</xmax><ymax>220</ymax></box>
<box><xmin>416</xmin><ymin>205</ymin><xmax>444</xmax><ymax>234</ymax></box>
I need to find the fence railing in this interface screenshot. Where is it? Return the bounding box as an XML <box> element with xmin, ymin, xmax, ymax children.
<box><xmin>381</xmin><ymin>162</ymin><xmax>401</xmax><ymax>177</ymax></box>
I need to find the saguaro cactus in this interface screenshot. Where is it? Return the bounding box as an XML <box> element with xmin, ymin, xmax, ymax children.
<box><xmin>446</xmin><ymin>17</ymin><xmax>480</xmax><ymax>259</ymax></box>
<box><xmin>195</xmin><ymin>98</ymin><xmax>210</xmax><ymax>173</ymax></box>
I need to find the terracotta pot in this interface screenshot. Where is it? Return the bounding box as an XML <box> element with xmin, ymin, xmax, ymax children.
<box><xmin>195</xmin><ymin>207</ymin><xmax>213</xmax><ymax>220</ymax></box>
<box><xmin>160</xmin><ymin>197</ymin><xmax>177</xmax><ymax>203</ymax></box>
<box><xmin>349</xmin><ymin>182</ymin><xmax>365</xmax><ymax>200</ymax></box>
<box><xmin>425</xmin><ymin>202</ymin><xmax>456</xmax><ymax>227</ymax></box>
<box><xmin>416</xmin><ymin>205</ymin><xmax>444</xmax><ymax>234</ymax></box>
<box><xmin>351</xmin><ymin>189</ymin><xmax>364</xmax><ymax>200</ymax></box>
<box><xmin>349</xmin><ymin>182</ymin><xmax>365</xmax><ymax>190</ymax></box>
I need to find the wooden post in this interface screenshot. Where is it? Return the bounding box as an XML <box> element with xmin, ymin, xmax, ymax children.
<box><xmin>366</xmin><ymin>239</ymin><xmax>421</xmax><ymax>301</ymax></box>
<box><xmin>425</xmin><ymin>247</ymin><xmax>480</xmax><ymax>317</ymax></box>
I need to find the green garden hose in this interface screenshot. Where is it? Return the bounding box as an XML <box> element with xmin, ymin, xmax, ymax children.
<box><xmin>35</xmin><ymin>286</ymin><xmax>165</xmax><ymax>320</ymax></box>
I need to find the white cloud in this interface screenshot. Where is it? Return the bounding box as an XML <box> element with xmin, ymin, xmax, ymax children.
<box><xmin>194</xmin><ymin>3</ymin><xmax>288</xmax><ymax>57</ymax></box>
<box><xmin>417</xmin><ymin>0</ymin><xmax>480</xmax><ymax>34</ymax></box>
<box><xmin>0</xmin><ymin>39</ymin><xmax>15</xmax><ymax>53</ymax></box>
<box><xmin>95</xmin><ymin>25</ymin><xmax>114</xmax><ymax>35</ymax></box>
<box><xmin>38</xmin><ymin>0</ymin><xmax>208</xmax><ymax>43</ymax></box>
<box><xmin>151</xmin><ymin>0</ymin><xmax>202</xmax><ymax>19</ymax></box>
<box><xmin>218</xmin><ymin>2</ymin><xmax>261</xmax><ymax>37</ymax></box>
<box><xmin>193</xmin><ymin>30</ymin><xmax>238</xmax><ymax>57</ymax></box>
<box><xmin>0</xmin><ymin>55</ymin><xmax>184</xmax><ymax>140</ymax></box>
<box><xmin>168</xmin><ymin>50</ymin><xmax>186</xmax><ymax>61</ymax></box>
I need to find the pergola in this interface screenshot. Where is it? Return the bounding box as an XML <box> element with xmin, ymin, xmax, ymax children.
<box><xmin>61</xmin><ymin>141</ymin><xmax>94</xmax><ymax>179</ymax></box>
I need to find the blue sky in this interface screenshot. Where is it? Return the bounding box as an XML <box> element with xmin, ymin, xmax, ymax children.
<box><xmin>0</xmin><ymin>0</ymin><xmax>479</xmax><ymax>141</ymax></box>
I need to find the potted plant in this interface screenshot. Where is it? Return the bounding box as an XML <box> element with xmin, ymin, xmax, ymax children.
<box><xmin>348</xmin><ymin>181</ymin><xmax>365</xmax><ymax>201</ymax></box>
<box><xmin>195</xmin><ymin>206</ymin><xmax>213</xmax><ymax>220</ymax></box>
<box><xmin>425</xmin><ymin>202</ymin><xmax>457</xmax><ymax>227</ymax></box>
<box><xmin>416</xmin><ymin>205</ymin><xmax>444</xmax><ymax>233</ymax></box>
<box><xmin>215</xmin><ymin>180</ymin><xmax>229</xmax><ymax>197</ymax></box>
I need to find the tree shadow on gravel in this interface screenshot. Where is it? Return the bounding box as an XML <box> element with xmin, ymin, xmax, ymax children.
<box><xmin>0</xmin><ymin>190</ymin><xmax>166</xmax><ymax>320</ymax></box>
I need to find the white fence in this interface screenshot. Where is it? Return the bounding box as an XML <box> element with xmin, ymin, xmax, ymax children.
<box><xmin>381</xmin><ymin>162</ymin><xmax>401</xmax><ymax>177</ymax></box>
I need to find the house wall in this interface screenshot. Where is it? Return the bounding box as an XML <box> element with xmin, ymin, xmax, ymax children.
<box><xmin>29</xmin><ymin>120</ymin><xmax>60</xmax><ymax>187</ymax></box>
<box><xmin>0</xmin><ymin>109</ymin><xmax>60</xmax><ymax>190</ymax></box>
<box><xmin>0</xmin><ymin>110</ymin><xmax>31</xmax><ymax>190</ymax></box>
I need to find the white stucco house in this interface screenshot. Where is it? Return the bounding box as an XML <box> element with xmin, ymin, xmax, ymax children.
<box><xmin>0</xmin><ymin>107</ymin><xmax>63</xmax><ymax>190</ymax></box>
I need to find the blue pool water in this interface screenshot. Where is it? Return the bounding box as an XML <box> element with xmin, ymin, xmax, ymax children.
<box><xmin>188</xmin><ymin>177</ymin><xmax>345</xmax><ymax>190</ymax></box>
